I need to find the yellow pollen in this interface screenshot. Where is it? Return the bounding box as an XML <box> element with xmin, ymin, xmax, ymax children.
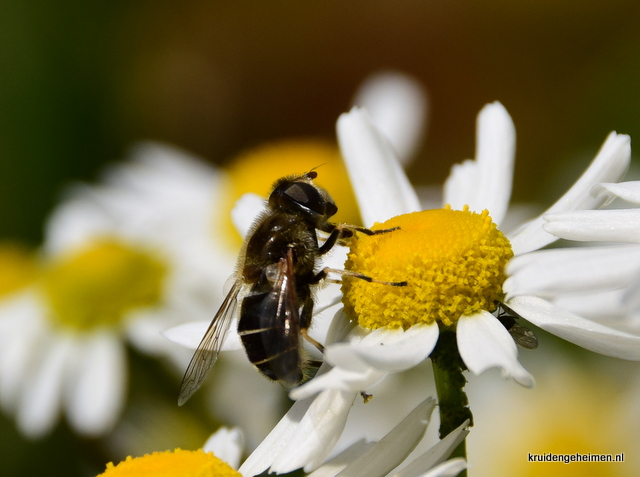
<box><xmin>42</xmin><ymin>238</ymin><xmax>168</xmax><ymax>331</ymax></box>
<box><xmin>0</xmin><ymin>242</ymin><xmax>37</xmax><ymax>296</ymax></box>
<box><xmin>220</xmin><ymin>139</ymin><xmax>360</xmax><ymax>246</ymax></box>
<box><xmin>342</xmin><ymin>206</ymin><xmax>513</xmax><ymax>329</ymax></box>
<box><xmin>98</xmin><ymin>448</ymin><xmax>241</xmax><ymax>477</ymax></box>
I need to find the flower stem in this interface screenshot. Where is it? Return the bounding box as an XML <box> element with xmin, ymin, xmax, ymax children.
<box><xmin>430</xmin><ymin>329</ymin><xmax>473</xmax><ymax>474</ymax></box>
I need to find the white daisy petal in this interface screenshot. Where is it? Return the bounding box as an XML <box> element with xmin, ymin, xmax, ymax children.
<box><xmin>508</xmin><ymin>132</ymin><xmax>631</xmax><ymax>255</ymax></box>
<box><xmin>203</xmin><ymin>427</ymin><xmax>244</xmax><ymax>470</ymax></box>
<box><xmin>232</xmin><ymin>193</ymin><xmax>266</xmax><ymax>239</ymax></box>
<box><xmin>65</xmin><ymin>331</ymin><xmax>126</xmax><ymax>436</ymax></box>
<box><xmin>592</xmin><ymin>181</ymin><xmax>640</xmax><ymax>205</ymax></box>
<box><xmin>17</xmin><ymin>334</ymin><xmax>76</xmax><ymax>438</ymax></box>
<box><xmin>326</xmin><ymin>323</ymin><xmax>439</xmax><ymax>372</ymax></box>
<box><xmin>289</xmin><ymin>364</ymin><xmax>385</xmax><ymax>400</ymax></box>
<box><xmin>457</xmin><ymin>311</ymin><xmax>535</xmax><ymax>388</ymax></box>
<box><xmin>394</xmin><ymin>420</ymin><xmax>469</xmax><ymax>477</ymax></box>
<box><xmin>329</xmin><ymin>398</ymin><xmax>436</xmax><ymax>477</ymax></box>
<box><xmin>417</xmin><ymin>458</ymin><xmax>468</xmax><ymax>477</ymax></box>
<box><xmin>444</xmin><ymin>102</ymin><xmax>515</xmax><ymax>226</ymax></box>
<box><xmin>161</xmin><ymin>320</ymin><xmax>243</xmax><ymax>352</ymax></box>
<box><xmin>337</xmin><ymin>107</ymin><xmax>421</xmax><ymax>226</ymax></box>
<box><xmin>239</xmin><ymin>389</ymin><xmax>357</xmax><ymax>475</ymax></box>
<box><xmin>504</xmin><ymin>245</ymin><xmax>640</xmax><ymax>298</ymax></box>
<box><xmin>306</xmin><ymin>440</ymin><xmax>374</xmax><ymax>477</ymax></box>
<box><xmin>622</xmin><ymin>270</ymin><xmax>640</xmax><ymax>312</ymax></box>
<box><xmin>507</xmin><ymin>295</ymin><xmax>640</xmax><ymax>359</ymax></box>
<box><xmin>353</xmin><ymin>71</ymin><xmax>427</xmax><ymax>165</ymax></box>
<box><xmin>0</xmin><ymin>292</ymin><xmax>44</xmax><ymax>412</ymax></box>
<box><xmin>552</xmin><ymin>289</ymin><xmax>626</xmax><ymax>321</ymax></box>
<box><xmin>543</xmin><ymin>209</ymin><xmax>640</xmax><ymax>243</ymax></box>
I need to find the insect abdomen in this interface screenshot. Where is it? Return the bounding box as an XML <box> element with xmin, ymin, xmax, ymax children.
<box><xmin>238</xmin><ymin>292</ymin><xmax>304</xmax><ymax>386</ymax></box>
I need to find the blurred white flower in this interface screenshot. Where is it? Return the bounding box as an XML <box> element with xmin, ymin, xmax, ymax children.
<box><xmin>291</xmin><ymin>102</ymin><xmax>640</xmax><ymax>402</ymax></box>
<box><xmin>0</xmin><ymin>153</ymin><xmax>223</xmax><ymax>438</ymax></box>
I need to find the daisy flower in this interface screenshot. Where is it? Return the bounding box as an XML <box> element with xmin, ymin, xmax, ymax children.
<box><xmin>0</xmin><ymin>159</ymin><xmax>228</xmax><ymax>438</ymax></box>
<box><xmin>290</xmin><ymin>103</ymin><xmax>640</xmax><ymax>440</ymax></box>
<box><xmin>98</xmin><ymin>399</ymin><xmax>468</xmax><ymax>477</ymax></box>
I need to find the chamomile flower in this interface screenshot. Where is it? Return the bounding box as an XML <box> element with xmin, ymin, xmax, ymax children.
<box><xmin>98</xmin><ymin>400</ymin><xmax>466</xmax><ymax>477</ymax></box>
<box><xmin>291</xmin><ymin>102</ymin><xmax>640</xmax><ymax>403</ymax></box>
<box><xmin>0</xmin><ymin>166</ymin><xmax>227</xmax><ymax>438</ymax></box>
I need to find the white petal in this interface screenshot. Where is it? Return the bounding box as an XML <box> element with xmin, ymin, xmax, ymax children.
<box><xmin>394</xmin><ymin>420</ymin><xmax>469</xmax><ymax>477</ymax></box>
<box><xmin>352</xmin><ymin>71</ymin><xmax>427</xmax><ymax>165</ymax></box>
<box><xmin>203</xmin><ymin>427</ymin><xmax>244</xmax><ymax>470</ymax></box>
<box><xmin>623</xmin><ymin>270</ymin><xmax>640</xmax><ymax>312</ymax></box>
<box><xmin>417</xmin><ymin>458</ymin><xmax>468</xmax><ymax>477</ymax></box>
<box><xmin>337</xmin><ymin>107</ymin><xmax>421</xmax><ymax>227</ymax></box>
<box><xmin>65</xmin><ymin>332</ymin><xmax>126</xmax><ymax>436</ymax></box>
<box><xmin>328</xmin><ymin>398</ymin><xmax>436</xmax><ymax>477</ymax></box>
<box><xmin>239</xmin><ymin>389</ymin><xmax>357</xmax><ymax>475</ymax></box>
<box><xmin>0</xmin><ymin>292</ymin><xmax>44</xmax><ymax>412</ymax></box>
<box><xmin>326</xmin><ymin>323</ymin><xmax>439</xmax><ymax>372</ymax></box>
<box><xmin>543</xmin><ymin>209</ymin><xmax>640</xmax><ymax>243</ymax></box>
<box><xmin>307</xmin><ymin>440</ymin><xmax>374</xmax><ymax>477</ymax></box>
<box><xmin>552</xmin><ymin>289</ymin><xmax>626</xmax><ymax>321</ymax></box>
<box><xmin>456</xmin><ymin>311</ymin><xmax>534</xmax><ymax>388</ymax></box>
<box><xmin>17</xmin><ymin>334</ymin><xmax>76</xmax><ymax>438</ymax></box>
<box><xmin>444</xmin><ymin>102</ymin><xmax>515</xmax><ymax>226</ymax></box>
<box><xmin>507</xmin><ymin>295</ymin><xmax>640</xmax><ymax>360</ymax></box>
<box><xmin>504</xmin><ymin>245</ymin><xmax>640</xmax><ymax>298</ymax></box>
<box><xmin>592</xmin><ymin>181</ymin><xmax>640</xmax><ymax>205</ymax></box>
<box><xmin>508</xmin><ymin>132</ymin><xmax>631</xmax><ymax>255</ymax></box>
<box><xmin>289</xmin><ymin>363</ymin><xmax>386</xmax><ymax>400</ymax></box>
<box><xmin>161</xmin><ymin>320</ymin><xmax>243</xmax><ymax>351</ymax></box>
<box><xmin>232</xmin><ymin>193</ymin><xmax>266</xmax><ymax>239</ymax></box>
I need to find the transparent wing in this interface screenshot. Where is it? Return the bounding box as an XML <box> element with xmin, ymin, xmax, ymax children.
<box><xmin>509</xmin><ymin>323</ymin><xmax>539</xmax><ymax>350</ymax></box>
<box><xmin>259</xmin><ymin>249</ymin><xmax>300</xmax><ymax>359</ymax></box>
<box><xmin>178</xmin><ymin>280</ymin><xmax>243</xmax><ymax>406</ymax></box>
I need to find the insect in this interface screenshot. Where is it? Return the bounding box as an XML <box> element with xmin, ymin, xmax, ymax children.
<box><xmin>178</xmin><ymin>170</ymin><xmax>405</xmax><ymax>405</ymax></box>
<box><xmin>496</xmin><ymin>302</ymin><xmax>539</xmax><ymax>350</ymax></box>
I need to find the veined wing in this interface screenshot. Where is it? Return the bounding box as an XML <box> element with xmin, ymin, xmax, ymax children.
<box><xmin>178</xmin><ymin>280</ymin><xmax>243</xmax><ymax>406</ymax></box>
<box><xmin>258</xmin><ymin>249</ymin><xmax>302</xmax><ymax>384</ymax></box>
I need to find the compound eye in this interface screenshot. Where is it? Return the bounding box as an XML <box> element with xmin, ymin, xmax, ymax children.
<box><xmin>284</xmin><ymin>182</ymin><xmax>326</xmax><ymax>214</ymax></box>
<box><xmin>325</xmin><ymin>202</ymin><xmax>338</xmax><ymax>217</ymax></box>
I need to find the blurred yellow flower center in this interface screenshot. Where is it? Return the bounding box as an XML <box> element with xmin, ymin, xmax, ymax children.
<box><xmin>42</xmin><ymin>239</ymin><xmax>167</xmax><ymax>331</ymax></box>
<box><xmin>98</xmin><ymin>449</ymin><xmax>240</xmax><ymax>477</ymax></box>
<box><xmin>342</xmin><ymin>206</ymin><xmax>513</xmax><ymax>328</ymax></box>
<box><xmin>0</xmin><ymin>242</ymin><xmax>37</xmax><ymax>296</ymax></box>
<box><xmin>220</xmin><ymin>139</ymin><xmax>360</xmax><ymax>247</ymax></box>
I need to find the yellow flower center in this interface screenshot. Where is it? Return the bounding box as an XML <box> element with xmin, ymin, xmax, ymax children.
<box><xmin>342</xmin><ymin>206</ymin><xmax>513</xmax><ymax>328</ymax></box>
<box><xmin>220</xmin><ymin>139</ymin><xmax>360</xmax><ymax>246</ymax></box>
<box><xmin>0</xmin><ymin>242</ymin><xmax>37</xmax><ymax>296</ymax></box>
<box><xmin>98</xmin><ymin>449</ymin><xmax>240</xmax><ymax>477</ymax></box>
<box><xmin>42</xmin><ymin>238</ymin><xmax>168</xmax><ymax>331</ymax></box>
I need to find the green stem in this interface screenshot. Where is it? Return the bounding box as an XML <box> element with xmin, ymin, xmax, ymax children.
<box><xmin>430</xmin><ymin>329</ymin><xmax>473</xmax><ymax>475</ymax></box>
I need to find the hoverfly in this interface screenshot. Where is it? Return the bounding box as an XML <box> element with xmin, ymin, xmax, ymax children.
<box><xmin>178</xmin><ymin>171</ymin><xmax>405</xmax><ymax>405</ymax></box>
<box><xmin>496</xmin><ymin>302</ymin><xmax>539</xmax><ymax>350</ymax></box>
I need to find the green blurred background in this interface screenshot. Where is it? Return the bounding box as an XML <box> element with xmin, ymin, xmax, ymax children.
<box><xmin>3</xmin><ymin>1</ymin><xmax>640</xmax><ymax>245</ymax></box>
<box><xmin>2</xmin><ymin>1</ymin><xmax>640</xmax><ymax>476</ymax></box>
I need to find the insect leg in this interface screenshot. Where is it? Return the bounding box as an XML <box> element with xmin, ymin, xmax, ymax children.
<box><xmin>313</xmin><ymin>267</ymin><xmax>407</xmax><ymax>287</ymax></box>
<box><xmin>318</xmin><ymin>224</ymin><xmax>401</xmax><ymax>254</ymax></box>
<box><xmin>299</xmin><ymin>291</ymin><xmax>325</xmax><ymax>353</ymax></box>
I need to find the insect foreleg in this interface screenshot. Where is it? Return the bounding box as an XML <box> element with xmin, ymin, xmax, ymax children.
<box><xmin>313</xmin><ymin>267</ymin><xmax>407</xmax><ymax>287</ymax></box>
